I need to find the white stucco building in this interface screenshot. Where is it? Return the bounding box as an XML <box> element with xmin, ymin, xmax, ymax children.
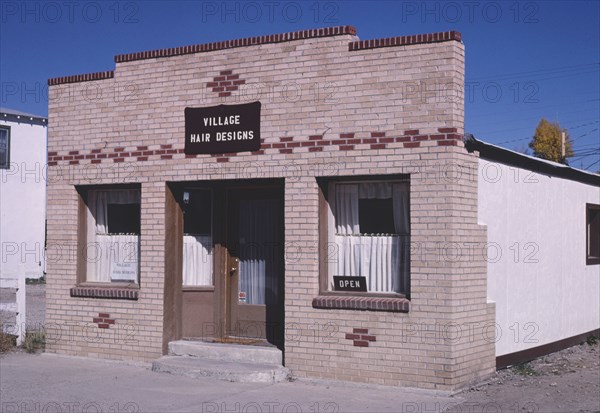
<box><xmin>0</xmin><ymin>107</ymin><xmax>48</xmax><ymax>281</ymax></box>
<box><xmin>467</xmin><ymin>134</ymin><xmax>600</xmax><ymax>366</ymax></box>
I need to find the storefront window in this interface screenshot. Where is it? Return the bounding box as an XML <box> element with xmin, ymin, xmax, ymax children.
<box><xmin>326</xmin><ymin>180</ymin><xmax>410</xmax><ymax>295</ymax></box>
<box><xmin>182</xmin><ymin>189</ymin><xmax>213</xmax><ymax>286</ymax></box>
<box><xmin>85</xmin><ymin>188</ymin><xmax>141</xmax><ymax>284</ymax></box>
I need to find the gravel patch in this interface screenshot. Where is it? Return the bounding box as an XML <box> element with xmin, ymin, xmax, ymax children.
<box><xmin>448</xmin><ymin>342</ymin><xmax>600</xmax><ymax>413</ymax></box>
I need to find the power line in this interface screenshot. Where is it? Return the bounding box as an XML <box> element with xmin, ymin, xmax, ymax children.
<box><xmin>466</xmin><ymin>70</ymin><xmax>600</xmax><ymax>91</ymax></box>
<box><xmin>474</xmin><ymin>120</ymin><xmax>600</xmax><ymax>145</ymax></box>
<box><xmin>518</xmin><ymin>69</ymin><xmax>599</xmax><ymax>83</ymax></box>
<box><xmin>571</xmin><ymin>128</ymin><xmax>599</xmax><ymax>140</ymax></box>
<box><xmin>571</xmin><ymin>146</ymin><xmax>600</xmax><ymax>154</ymax></box>
<box><xmin>573</xmin><ymin>144</ymin><xmax>600</xmax><ymax>151</ymax></box>
<box><xmin>570</xmin><ymin>152</ymin><xmax>600</xmax><ymax>159</ymax></box>
<box><xmin>585</xmin><ymin>159</ymin><xmax>600</xmax><ymax>170</ymax></box>
<box><xmin>567</xmin><ymin>120</ymin><xmax>600</xmax><ymax>131</ymax></box>
<box><xmin>467</xmin><ymin>62</ymin><xmax>599</xmax><ymax>82</ymax></box>
<box><xmin>467</xmin><ymin>100</ymin><xmax>599</xmax><ymax>119</ymax></box>
<box><xmin>496</xmin><ymin>136</ymin><xmax>531</xmax><ymax>145</ymax></box>
<box><xmin>569</xmin><ymin>151</ymin><xmax>600</xmax><ymax>160</ymax></box>
<box><xmin>475</xmin><ymin>108</ymin><xmax>599</xmax><ymax>132</ymax></box>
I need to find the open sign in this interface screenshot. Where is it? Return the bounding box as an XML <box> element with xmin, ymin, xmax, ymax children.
<box><xmin>333</xmin><ymin>276</ymin><xmax>367</xmax><ymax>292</ymax></box>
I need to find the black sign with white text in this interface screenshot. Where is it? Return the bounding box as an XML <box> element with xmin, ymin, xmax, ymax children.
<box><xmin>333</xmin><ymin>276</ymin><xmax>368</xmax><ymax>292</ymax></box>
<box><xmin>184</xmin><ymin>102</ymin><xmax>261</xmax><ymax>154</ymax></box>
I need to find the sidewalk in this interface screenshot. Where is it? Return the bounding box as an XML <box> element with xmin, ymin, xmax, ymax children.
<box><xmin>0</xmin><ymin>352</ymin><xmax>461</xmax><ymax>413</ymax></box>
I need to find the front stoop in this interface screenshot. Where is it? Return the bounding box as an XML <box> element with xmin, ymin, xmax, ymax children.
<box><xmin>169</xmin><ymin>340</ymin><xmax>283</xmax><ymax>364</ymax></box>
<box><xmin>152</xmin><ymin>356</ymin><xmax>290</xmax><ymax>383</ymax></box>
<box><xmin>152</xmin><ymin>340</ymin><xmax>290</xmax><ymax>383</ymax></box>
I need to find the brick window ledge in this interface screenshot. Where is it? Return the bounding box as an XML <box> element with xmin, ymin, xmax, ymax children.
<box><xmin>70</xmin><ymin>287</ymin><xmax>139</xmax><ymax>300</ymax></box>
<box><xmin>312</xmin><ymin>295</ymin><xmax>409</xmax><ymax>312</ymax></box>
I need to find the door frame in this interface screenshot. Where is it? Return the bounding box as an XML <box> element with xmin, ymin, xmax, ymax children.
<box><xmin>165</xmin><ymin>179</ymin><xmax>285</xmax><ymax>350</ymax></box>
<box><xmin>224</xmin><ymin>184</ymin><xmax>285</xmax><ymax>347</ymax></box>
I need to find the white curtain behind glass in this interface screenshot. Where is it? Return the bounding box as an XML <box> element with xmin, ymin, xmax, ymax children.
<box><xmin>183</xmin><ymin>235</ymin><xmax>213</xmax><ymax>286</ymax></box>
<box><xmin>332</xmin><ymin>182</ymin><xmax>409</xmax><ymax>294</ymax></box>
<box><xmin>238</xmin><ymin>199</ymin><xmax>280</xmax><ymax>305</ymax></box>
<box><xmin>87</xmin><ymin>189</ymin><xmax>140</xmax><ymax>283</ymax></box>
<box><xmin>182</xmin><ymin>189</ymin><xmax>213</xmax><ymax>286</ymax></box>
<box><xmin>392</xmin><ymin>184</ymin><xmax>410</xmax><ymax>294</ymax></box>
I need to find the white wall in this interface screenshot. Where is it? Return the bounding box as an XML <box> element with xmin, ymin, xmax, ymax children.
<box><xmin>478</xmin><ymin>158</ymin><xmax>600</xmax><ymax>356</ymax></box>
<box><xmin>0</xmin><ymin>119</ymin><xmax>47</xmax><ymax>279</ymax></box>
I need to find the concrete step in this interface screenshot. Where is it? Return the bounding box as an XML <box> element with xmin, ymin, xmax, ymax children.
<box><xmin>152</xmin><ymin>356</ymin><xmax>290</xmax><ymax>383</ymax></box>
<box><xmin>168</xmin><ymin>340</ymin><xmax>282</xmax><ymax>365</ymax></box>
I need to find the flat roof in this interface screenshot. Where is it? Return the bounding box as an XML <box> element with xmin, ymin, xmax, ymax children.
<box><xmin>465</xmin><ymin>134</ymin><xmax>600</xmax><ymax>187</ymax></box>
<box><xmin>0</xmin><ymin>107</ymin><xmax>48</xmax><ymax>127</ymax></box>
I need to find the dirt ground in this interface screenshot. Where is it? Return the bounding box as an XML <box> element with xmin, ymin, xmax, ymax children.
<box><xmin>1</xmin><ymin>285</ymin><xmax>599</xmax><ymax>412</ymax></box>
<box><xmin>446</xmin><ymin>340</ymin><xmax>600</xmax><ymax>413</ymax></box>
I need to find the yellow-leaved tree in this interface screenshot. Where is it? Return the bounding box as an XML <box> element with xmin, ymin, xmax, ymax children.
<box><xmin>528</xmin><ymin>118</ymin><xmax>574</xmax><ymax>164</ymax></box>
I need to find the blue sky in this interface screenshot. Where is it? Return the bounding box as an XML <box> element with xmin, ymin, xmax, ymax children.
<box><xmin>1</xmin><ymin>0</ymin><xmax>599</xmax><ymax>169</ymax></box>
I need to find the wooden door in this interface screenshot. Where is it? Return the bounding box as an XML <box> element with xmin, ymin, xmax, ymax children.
<box><xmin>226</xmin><ymin>187</ymin><xmax>284</xmax><ymax>349</ymax></box>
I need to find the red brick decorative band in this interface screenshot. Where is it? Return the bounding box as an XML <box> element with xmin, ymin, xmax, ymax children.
<box><xmin>48</xmin><ymin>71</ymin><xmax>114</xmax><ymax>86</ymax></box>
<box><xmin>312</xmin><ymin>296</ymin><xmax>409</xmax><ymax>312</ymax></box>
<box><xmin>70</xmin><ymin>287</ymin><xmax>139</xmax><ymax>300</ymax></box>
<box><xmin>115</xmin><ymin>26</ymin><xmax>357</xmax><ymax>63</ymax></box>
<box><xmin>349</xmin><ymin>31</ymin><xmax>461</xmax><ymax>51</ymax></box>
<box><xmin>47</xmin><ymin>129</ymin><xmax>462</xmax><ymax>166</ymax></box>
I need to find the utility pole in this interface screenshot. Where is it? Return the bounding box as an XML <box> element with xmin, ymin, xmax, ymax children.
<box><xmin>561</xmin><ymin>130</ymin><xmax>566</xmax><ymax>162</ymax></box>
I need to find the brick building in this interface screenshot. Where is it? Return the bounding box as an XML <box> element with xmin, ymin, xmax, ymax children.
<box><xmin>45</xmin><ymin>26</ymin><xmax>501</xmax><ymax>390</ymax></box>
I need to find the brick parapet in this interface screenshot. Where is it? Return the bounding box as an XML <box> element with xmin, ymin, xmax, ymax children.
<box><xmin>48</xmin><ymin>27</ymin><xmax>461</xmax><ymax>85</ymax></box>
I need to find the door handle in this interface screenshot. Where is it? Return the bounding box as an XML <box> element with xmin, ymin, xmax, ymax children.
<box><xmin>229</xmin><ymin>258</ymin><xmax>238</xmax><ymax>276</ymax></box>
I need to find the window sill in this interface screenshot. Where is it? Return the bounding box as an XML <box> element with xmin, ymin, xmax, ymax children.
<box><xmin>312</xmin><ymin>295</ymin><xmax>409</xmax><ymax>312</ymax></box>
<box><xmin>70</xmin><ymin>286</ymin><xmax>139</xmax><ymax>300</ymax></box>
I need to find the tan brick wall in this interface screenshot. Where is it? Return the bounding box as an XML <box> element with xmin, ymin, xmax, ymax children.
<box><xmin>46</xmin><ymin>28</ymin><xmax>494</xmax><ymax>389</ymax></box>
